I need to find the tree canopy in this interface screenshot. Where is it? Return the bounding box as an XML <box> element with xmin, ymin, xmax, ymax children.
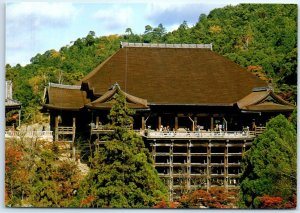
<box><xmin>5</xmin><ymin>139</ymin><xmax>82</xmax><ymax>207</ymax></box>
<box><xmin>240</xmin><ymin>114</ymin><xmax>297</xmax><ymax>208</ymax></box>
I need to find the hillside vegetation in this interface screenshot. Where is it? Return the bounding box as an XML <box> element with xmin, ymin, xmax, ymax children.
<box><xmin>6</xmin><ymin>4</ymin><xmax>297</xmax><ymax>123</ymax></box>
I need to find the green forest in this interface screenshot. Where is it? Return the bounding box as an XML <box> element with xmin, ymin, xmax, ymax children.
<box><xmin>5</xmin><ymin>3</ymin><xmax>297</xmax><ymax>208</ymax></box>
<box><xmin>5</xmin><ymin>4</ymin><xmax>297</xmax><ymax>123</ymax></box>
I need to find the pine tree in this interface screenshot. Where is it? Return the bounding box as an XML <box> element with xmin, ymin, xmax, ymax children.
<box><xmin>76</xmin><ymin>89</ymin><xmax>167</xmax><ymax>208</ymax></box>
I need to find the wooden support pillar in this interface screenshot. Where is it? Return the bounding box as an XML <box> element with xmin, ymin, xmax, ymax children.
<box><xmin>55</xmin><ymin>115</ymin><xmax>59</xmax><ymax>142</ymax></box>
<box><xmin>188</xmin><ymin>116</ymin><xmax>195</xmax><ymax>131</ymax></box>
<box><xmin>158</xmin><ymin>116</ymin><xmax>161</xmax><ymax>130</ymax></box>
<box><xmin>169</xmin><ymin>177</ymin><xmax>173</xmax><ymax>202</ymax></box>
<box><xmin>72</xmin><ymin>117</ymin><xmax>76</xmax><ymax>159</ymax></box>
<box><xmin>169</xmin><ymin>141</ymin><xmax>174</xmax><ymax>202</ymax></box>
<box><xmin>72</xmin><ymin>117</ymin><xmax>76</xmax><ymax>132</ymax></box>
<box><xmin>207</xmin><ymin>141</ymin><xmax>211</xmax><ymax>190</ymax></box>
<box><xmin>72</xmin><ymin>117</ymin><xmax>76</xmax><ymax>140</ymax></box>
<box><xmin>95</xmin><ymin>116</ymin><xmax>99</xmax><ymax>128</ymax></box>
<box><xmin>142</xmin><ymin>116</ymin><xmax>145</xmax><ymax>130</ymax></box>
<box><xmin>210</xmin><ymin>116</ymin><xmax>214</xmax><ymax>131</ymax></box>
<box><xmin>194</xmin><ymin>117</ymin><xmax>197</xmax><ymax>129</ymax></box>
<box><xmin>242</xmin><ymin>141</ymin><xmax>246</xmax><ymax>156</ymax></box>
<box><xmin>152</xmin><ymin>140</ymin><xmax>156</xmax><ymax>162</ymax></box>
<box><xmin>175</xmin><ymin>116</ymin><xmax>178</xmax><ymax>131</ymax></box>
<box><xmin>187</xmin><ymin>141</ymin><xmax>191</xmax><ymax>191</ymax></box>
<box><xmin>224</xmin><ymin>140</ymin><xmax>229</xmax><ymax>189</ymax></box>
<box><xmin>18</xmin><ymin>109</ymin><xmax>21</xmax><ymax>127</ymax></box>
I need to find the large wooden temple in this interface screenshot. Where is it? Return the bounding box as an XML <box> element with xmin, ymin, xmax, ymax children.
<box><xmin>42</xmin><ymin>42</ymin><xmax>294</xmax><ymax>200</ymax></box>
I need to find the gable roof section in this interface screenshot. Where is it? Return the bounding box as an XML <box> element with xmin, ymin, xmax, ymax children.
<box><xmin>43</xmin><ymin>83</ymin><xmax>90</xmax><ymax>111</ymax></box>
<box><xmin>85</xmin><ymin>83</ymin><xmax>148</xmax><ymax>110</ymax></box>
<box><xmin>81</xmin><ymin>45</ymin><xmax>267</xmax><ymax>106</ymax></box>
<box><xmin>237</xmin><ymin>88</ymin><xmax>294</xmax><ymax>112</ymax></box>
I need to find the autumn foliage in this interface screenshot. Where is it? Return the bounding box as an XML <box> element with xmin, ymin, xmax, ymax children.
<box><xmin>178</xmin><ymin>187</ymin><xmax>238</xmax><ymax>208</ymax></box>
<box><xmin>153</xmin><ymin>199</ymin><xmax>179</xmax><ymax>208</ymax></box>
<box><xmin>80</xmin><ymin>195</ymin><xmax>96</xmax><ymax>207</ymax></box>
<box><xmin>5</xmin><ymin>139</ymin><xmax>83</xmax><ymax>207</ymax></box>
<box><xmin>247</xmin><ymin>65</ymin><xmax>269</xmax><ymax>82</ymax></box>
<box><xmin>5</xmin><ymin>140</ymin><xmax>27</xmax><ymax>206</ymax></box>
<box><xmin>255</xmin><ymin>195</ymin><xmax>296</xmax><ymax>209</ymax></box>
<box><xmin>5</xmin><ymin>144</ymin><xmax>23</xmax><ymax>172</ymax></box>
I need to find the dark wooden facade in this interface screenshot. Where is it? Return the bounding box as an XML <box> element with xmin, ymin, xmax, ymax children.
<box><xmin>42</xmin><ymin>42</ymin><xmax>294</xmax><ymax>200</ymax></box>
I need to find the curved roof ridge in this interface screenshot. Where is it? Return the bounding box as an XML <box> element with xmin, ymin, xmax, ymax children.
<box><xmin>122</xmin><ymin>91</ymin><xmax>148</xmax><ymax>107</ymax></box>
<box><xmin>90</xmin><ymin>89</ymin><xmax>116</xmax><ymax>104</ymax></box>
<box><xmin>269</xmin><ymin>90</ymin><xmax>294</xmax><ymax>106</ymax></box>
<box><xmin>86</xmin><ymin>84</ymin><xmax>148</xmax><ymax>109</ymax></box>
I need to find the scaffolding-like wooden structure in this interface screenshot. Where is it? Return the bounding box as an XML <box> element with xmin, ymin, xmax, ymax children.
<box><xmin>145</xmin><ymin>131</ymin><xmax>255</xmax><ymax>201</ymax></box>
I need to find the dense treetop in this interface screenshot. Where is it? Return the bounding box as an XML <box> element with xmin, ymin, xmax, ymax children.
<box><xmin>6</xmin><ymin>4</ymin><xmax>297</xmax><ymax>122</ymax></box>
<box><xmin>240</xmin><ymin>114</ymin><xmax>297</xmax><ymax>208</ymax></box>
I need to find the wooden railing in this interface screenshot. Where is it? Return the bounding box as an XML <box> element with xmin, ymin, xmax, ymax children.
<box><xmin>90</xmin><ymin>128</ymin><xmax>258</xmax><ymax>139</ymax></box>
<box><xmin>91</xmin><ymin>126</ymin><xmax>115</xmax><ymax>134</ymax></box>
<box><xmin>57</xmin><ymin>127</ymin><xmax>74</xmax><ymax>134</ymax></box>
<box><xmin>142</xmin><ymin>130</ymin><xmax>256</xmax><ymax>139</ymax></box>
<box><xmin>5</xmin><ymin>130</ymin><xmax>53</xmax><ymax>141</ymax></box>
<box><xmin>255</xmin><ymin>127</ymin><xmax>266</xmax><ymax>135</ymax></box>
<box><xmin>54</xmin><ymin>126</ymin><xmax>76</xmax><ymax>143</ymax></box>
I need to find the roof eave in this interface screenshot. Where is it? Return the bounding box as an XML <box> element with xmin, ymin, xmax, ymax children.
<box><xmin>42</xmin><ymin>104</ymin><xmax>82</xmax><ymax>111</ymax></box>
<box><xmin>241</xmin><ymin>105</ymin><xmax>295</xmax><ymax>112</ymax></box>
<box><xmin>85</xmin><ymin>104</ymin><xmax>149</xmax><ymax>110</ymax></box>
<box><xmin>148</xmin><ymin>103</ymin><xmax>235</xmax><ymax>107</ymax></box>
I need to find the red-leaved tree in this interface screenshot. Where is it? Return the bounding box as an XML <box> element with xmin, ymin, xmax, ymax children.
<box><xmin>178</xmin><ymin>187</ymin><xmax>238</xmax><ymax>208</ymax></box>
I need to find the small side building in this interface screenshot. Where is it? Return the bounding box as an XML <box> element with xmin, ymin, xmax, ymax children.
<box><xmin>5</xmin><ymin>80</ymin><xmax>21</xmax><ymax>129</ymax></box>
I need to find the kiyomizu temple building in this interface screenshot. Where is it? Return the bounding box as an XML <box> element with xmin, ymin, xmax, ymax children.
<box><xmin>42</xmin><ymin>42</ymin><xmax>294</xmax><ymax>200</ymax></box>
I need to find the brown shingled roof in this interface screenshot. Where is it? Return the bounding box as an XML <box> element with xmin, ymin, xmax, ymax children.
<box><xmin>43</xmin><ymin>84</ymin><xmax>90</xmax><ymax>111</ymax></box>
<box><xmin>81</xmin><ymin>47</ymin><xmax>267</xmax><ymax>105</ymax></box>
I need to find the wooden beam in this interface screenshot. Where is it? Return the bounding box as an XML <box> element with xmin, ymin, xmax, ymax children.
<box><xmin>207</xmin><ymin>141</ymin><xmax>211</xmax><ymax>189</ymax></box>
<box><xmin>72</xmin><ymin>117</ymin><xmax>76</xmax><ymax>160</ymax></box>
<box><xmin>188</xmin><ymin>116</ymin><xmax>195</xmax><ymax>131</ymax></box>
<box><xmin>18</xmin><ymin>110</ymin><xmax>21</xmax><ymax>127</ymax></box>
<box><xmin>55</xmin><ymin>115</ymin><xmax>59</xmax><ymax>142</ymax></box>
<box><xmin>158</xmin><ymin>116</ymin><xmax>161</xmax><ymax>130</ymax></box>
<box><xmin>175</xmin><ymin>116</ymin><xmax>178</xmax><ymax>131</ymax></box>
<box><xmin>95</xmin><ymin>116</ymin><xmax>99</xmax><ymax>129</ymax></box>
<box><xmin>142</xmin><ymin>116</ymin><xmax>145</xmax><ymax>130</ymax></box>
<box><xmin>72</xmin><ymin>117</ymin><xmax>76</xmax><ymax>140</ymax></box>
<box><xmin>187</xmin><ymin>141</ymin><xmax>191</xmax><ymax>191</ymax></box>
<box><xmin>224</xmin><ymin>142</ymin><xmax>228</xmax><ymax>189</ymax></box>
